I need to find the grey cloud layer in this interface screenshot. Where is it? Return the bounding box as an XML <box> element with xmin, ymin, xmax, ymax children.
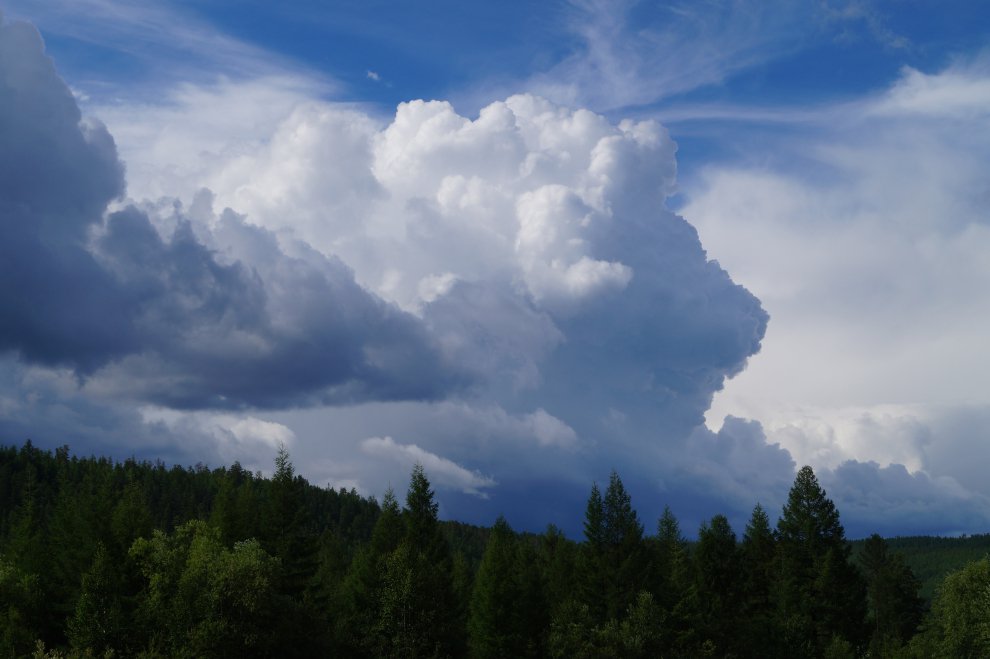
<box><xmin>0</xmin><ymin>19</ymin><xmax>467</xmax><ymax>409</ymax></box>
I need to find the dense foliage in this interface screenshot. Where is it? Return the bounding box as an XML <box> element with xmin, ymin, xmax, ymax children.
<box><xmin>0</xmin><ymin>441</ymin><xmax>986</xmax><ymax>657</ymax></box>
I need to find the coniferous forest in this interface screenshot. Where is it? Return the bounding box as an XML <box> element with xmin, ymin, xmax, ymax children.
<box><xmin>1</xmin><ymin>441</ymin><xmax>989</xmax><ymax>658</ymax></box>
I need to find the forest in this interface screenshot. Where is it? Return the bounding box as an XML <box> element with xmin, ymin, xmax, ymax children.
<box><xmin>1</xmin><ymin>440</ymin><xmax>989</xmax><ymax>658</ymax></box>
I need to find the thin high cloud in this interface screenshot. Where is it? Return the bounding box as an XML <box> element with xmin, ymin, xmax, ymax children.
<box><xmin>1</xmin><ymin>0</ymin><xmax>333</xmax><ymax>94</ymax></box>
<box><xmin>522</xmin><ymin>0</ymin><xmax>912</xmax><ymax>113</ymax></box>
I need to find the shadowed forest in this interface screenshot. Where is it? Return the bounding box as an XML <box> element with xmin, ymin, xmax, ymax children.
<box><xmin>2</xmin><ymin>441</ymin><xmax>989</xmax><ymax>658</ymax></box>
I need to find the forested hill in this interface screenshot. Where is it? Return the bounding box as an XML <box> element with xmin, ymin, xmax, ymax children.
<box><xmin>851</xmin><ymin>533</ymin><xmax>990</xmax><ymax>600</ymax></box>
<box><xmin>3</xmin><ymin>440</ymin><xmax>990</xmax><ymax>658</ymax></box>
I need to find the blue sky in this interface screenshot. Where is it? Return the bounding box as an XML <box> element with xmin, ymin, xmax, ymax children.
<box><xmin>2</xmin><ymin>0</ymin><xmax>990</xmax><ymax>538</ymax></box>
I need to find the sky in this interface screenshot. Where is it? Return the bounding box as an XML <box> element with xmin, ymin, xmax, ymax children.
<box><xmin>1</xmin><ymin>0</ymin><xmax>989</xmax><ymax>538</ymax></box>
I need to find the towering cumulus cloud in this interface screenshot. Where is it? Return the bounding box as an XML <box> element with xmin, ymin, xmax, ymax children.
<box><xmin>0</xmin><ymin>16</ymin><xmax>774</xmax><ymax>531</ymax></box>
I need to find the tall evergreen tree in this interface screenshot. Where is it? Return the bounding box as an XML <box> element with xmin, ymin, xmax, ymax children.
<box><xmin>859</xmin><ymin>534</ymin><xmax>923</xmax><ymax>657</ymax></box>
<box><xmin>377</xmin><ymin>464</ymin><xmax>461</xmax><ymax>657</ymax></box>
<box><xmin>655</xmin><ymin>506</ymin><xmax>698</xmax><ymax>656</ymax></box>
<box><xmin>338</xmin><ymin>488</ymin><xmax>402</xmax><ymax>656</ymax></box>
<box><xmin>740</xmin><ymin>503</ymin><xmax>781</xmax><ymax>657</ymax></box>
<box><xmin>580</xmin><ymin>472</ymin><xmax>647</xmax><ymax>624</ymax></box>
<box><xmin>601</xmin><ymin>471</ymin><xmax>646</xmax><ymax>621</ymax></box>
<box><xmin>776</xmin><ymin>466</ymin><xmax>866</xmax><ymax>655</ymax></box>
<box><xmin>468</xmin><ymin>516</ymin><xmax>526</xmax><ymax>658</ymax></box>
<box><xmin>264</xmin><ymin>444</ymin><xmax>320</xmax><ymax>655</ymax></box>
<box><xmin>579</xmin><ymin>482</ymin><xmax>607</xmax><ymax>621</ymax></box>
<box><xmin>694</xmin><ymin>514</ymin><xmax>743</xmax><ymax>655</ymax></box>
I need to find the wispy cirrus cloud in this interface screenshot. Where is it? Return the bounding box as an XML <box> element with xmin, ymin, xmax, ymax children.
<box><xmin>524</xmin><ymin>0</ymin><xmax>811</xmax><ymax>112</ymax></box>
<box><xmin>1</xmin><ymin>0</ymin><xmax>334</xmax><ymax>95</ymax></box>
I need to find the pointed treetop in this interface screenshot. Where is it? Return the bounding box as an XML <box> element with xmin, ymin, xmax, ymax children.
<box><xmin>583</xmin><ymin>482</ymin><xmax>604</xmax><ymax>546</ymax></box>
<box><xmin>273</xmin><ymin>442</ymin><xmax>294</xmax><ymax>482</ymax></box>
<box><xmin>744</xmin><ymin>503</ymin><xmax>772</xmax><ymax>542</ymax></box>
<box><xmin>406</xmin><ymin>463</ymin><xmax>438</xmax><ymax>519</ymax></box>
<box><xmin>778</xmin><ymin>465</ymin><xmax>845</xmax><ymax>545</ymax></box>
<box><xmin>603</xmin><ymin>470</ymin><xmax>643</xmax><ymax>546</ymax></box>
<box><xmin>658</xmin><ymin>505</ymin><xmax>684</xmax><ymax>546</ymax></box>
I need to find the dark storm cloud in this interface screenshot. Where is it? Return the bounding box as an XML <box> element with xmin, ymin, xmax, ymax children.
<box><xmin>0</xmin><ymin>18</ymin><xmax>467</xmax><ymax>409</ymax></box>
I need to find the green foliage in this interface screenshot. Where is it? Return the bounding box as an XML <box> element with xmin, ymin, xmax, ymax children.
<box><xmin>548</xmin><ymin>591</ymin><xmax>663</xmax><ymax>658</ymax></box>
<box><xmin>852</xmin><ymin>533</ymin><xmax>990</xmax><ymax>600</ymax></box>
<box><xmin>860</xmin><ymin>533</ymin><xmax>924</xmax><ymax>656</ymax></box>
<box><xmin>374</xmin><ymin>464</ymin><xmax>462</xmax><ymax>658</ymax></box>
<box><xmin>0</xmin><ymin>553</ymin><xmax>41</xmax><ymax>657</ymax></box>
<box><xmin>694</xmin><ymin>514</ymin><xmax>742</xmax><ymax>654</ymax></box>
<box><xmin>7</xmin><ymin>441</ymin><xmax>990</xmax><ymax>657</ymax></box>
<box><xmin>468</xmin><ymin>516</ymin><xmax>527</xmax><ymax>658</ymax></box>
<box><xmin>777</xmin><ymin>465</ymin><xmax>867</xmax><ymax>655</ymax></box>
<box><xmin>67</xmin><ymin>544</ymin><xmax>126</xmax><ymax>655</ymax></box>
<box><xmin>580</xmin><ymin>472</ymin><xmax>648</xmax><ymax>624</ymax></box>
<box><xmin>924</xmin><ymin>554</ymin><xmax>990</xmax><ymax>658</ymax></box>
<box><xmin>739</xmin><ymin>503</ymin><xmax>782</xmax><ymax>657</ymax></box>
<box><xmin>130</xmin><ymin>520</ymin><xmax>280</xmax><ymax>657</ymax></box>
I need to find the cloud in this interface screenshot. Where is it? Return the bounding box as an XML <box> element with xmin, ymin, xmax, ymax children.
<box><xmin>3</xmin><ymin>0</ymin><xmax>328</xmax><ymax>90</ymax></box>
<box><xmin>139</xmin><ymin>407</ymin><xmax>295</xmax><ymax>473</ymax></box>
<box><xmin>869</xmin><ymin>61</ymin><xmax>990</xmax><ymax>119</ymax></box>
<box><xmin>821</xmin><ymin>460</ymin><xmax>990</xmax><ymax>538</ymax></box>
<box><xmin>521</xmin><ymin>0</ymin><xmax>817</xmax><ymax>111</ymax></box>
<box><xmin>682</xmin><ymin>61</ymin><xmax>990</xmax><ymax>535</ymax></box>
<box><xmin>0</xmin><ymin>19</ymin><xmax>468</xmax><ymax>410</ymax></box>
<box><xmin>361</xmin><ymin>436</ymin><xmax>496</xmax><ymax>498</ymax></box>
<box><xmin>2</xmin><ymin>13</ymin><xmax>774</xmax><ymax>535</ymax></box>
<box><xmin>1</xmin><ymin>17</ymin><xmax>774</xmax><ymax>532</ymax></box>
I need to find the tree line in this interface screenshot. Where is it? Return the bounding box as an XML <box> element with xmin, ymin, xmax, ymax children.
<box><xmin>0</xmin><ymin>440</ymin><xmax>987</xmax><ymax>657</ymax></box>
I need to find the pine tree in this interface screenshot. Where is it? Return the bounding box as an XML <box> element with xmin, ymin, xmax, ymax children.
<box><xmin>468</xmin><ymin>516</ymin><xmax>525</xmax><ymax>658</ymax></box>
<box><xmin>739</xmin><ymin>503</ymin><xmax>781</xmax><ymax>657</ymax></box>
<box><xmin>776</xmin><ymin>466</ymin><xmax>866</xmax><ymax>655</ymax></box>
<box><xmin>694</xmin><ymin>514</ymin><xmax>742</xmax><ymax>655</ymax></box>
<box><xmin>264</xmin><ymin>444</ymin><xmax>320</xmax><ymax>655</ymax></box>
<box><xmin>339</xmin><ymin>488</ymin><xmax>403</xmax><ymax>655</ymax></box>
<box><xmin>859</xmin><ymin>534</ymin><xmax>923</xmax><ymax>656</ymax></box>
<box><xmin>579</xmin><ymin>481</ymin><xmax>607</xmax><ymax>622</ymax></box>
<box><xmin>656</xmin><ymin>506</ymin><xmax>698</xmax><ymax>655</ymax></box>
<box><xmin>601</xmin><ymin>471</ymin><xmax>646</xmax><ymax>621</ymax></box>
<box><xmin>378</xmin><ymin>464</ymin><xmax>461</xmax><ymax>657</ymax></box>
<box><xmin>538</xmin><ymin>524</ymin><xmax>578</xmax><ymax>622</ymax></box>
